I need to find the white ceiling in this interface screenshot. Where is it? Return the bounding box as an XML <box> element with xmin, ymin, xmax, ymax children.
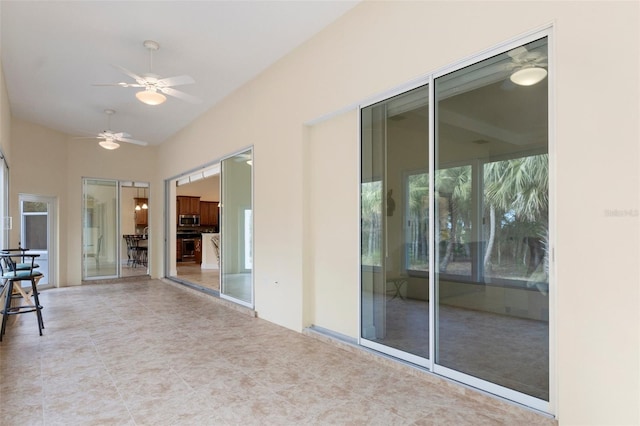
<box><xmin>1</xmin><ymin>1</ymin><xmax>359</xmax><ymax>146</ymax></box>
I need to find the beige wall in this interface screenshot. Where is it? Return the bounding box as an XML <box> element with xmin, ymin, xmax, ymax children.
<box><xmin>1</xmin><ymin>1</ymin><xmax>638</xmax><ymax>423</ymax></box>
<box><xmin>305</xmin><ymin>110</ymin><xmax>359</xmax><ymax>337</ymax></box>
<box><xmin>9</xmin><ymin>118</ymin><xmax>157</xmax><ymax>285</ymax></box>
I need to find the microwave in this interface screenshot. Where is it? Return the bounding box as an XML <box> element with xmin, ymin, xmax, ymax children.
<box><xmin>179</xmin><ymin>215</ymin><xmax>200</xmax><ymax>227</ymax></box>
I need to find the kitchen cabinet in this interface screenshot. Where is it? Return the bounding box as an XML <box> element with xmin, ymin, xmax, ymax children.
<box><xmin>176</xmin><ymin>239</ymin><xmax>182</xmax><ymax>261</ymax></box>
<box><xmin>176</xmin><ymin>196</ymin><xmax>201</xmax><ymax>217</ymax></box>
<box><xmin>200</xmin><ymin>201</ymin><xmax>219</xmax><ymax>227</ymax></box>
<box><xmin>134</xmin><ymin>198</ymin><xmax>148</xmax><ymax>226</ymax></box>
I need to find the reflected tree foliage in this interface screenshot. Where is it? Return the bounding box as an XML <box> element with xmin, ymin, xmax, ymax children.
<box><xmin>361</xmin><ymin>181</ymin><xmax>382</xmax><ymax>266</ymax></box>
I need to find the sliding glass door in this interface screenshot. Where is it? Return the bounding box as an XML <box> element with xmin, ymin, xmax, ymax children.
<box><xmin>361</xmin><ymin>86</ymin><xmax>430</xmax><ymax>364</ymax></box>
<box><xmin>220</xmin><ymin>149</ymin><xmax>253</xmax><ymax>307</ymax></box>
<box><xmin>83</xmin><ymin>179</ymin><xmax>118</xmax><ymax>279</ymax></box>
<box><xmin>434</xmin><ymin>37</ymin><xmax>549</xmax><ymax>405</ymax></box>
<box><xmin>361</xmin><ymin>35</ymin><xmax>550</xmax><ymax>410</ymax></box>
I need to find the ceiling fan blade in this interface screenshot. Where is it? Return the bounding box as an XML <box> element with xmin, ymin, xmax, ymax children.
<box><xmin>73</xmin><ymin>136</ymin><xmax>101</xmax><ymax>140</ymax></box>
<box><xmin>118</xmin><ymin>137</ymin><xmax>148</xmax><ymax>146</ymax></box>
<box><xmin>112</xmin><ymin>132</ymin><xmax>131</xmax><ymax>139</ymax></box>
<box><xmin>160</xmin><ymin>87</ymin><xmax>202</xmax><ymax>104</ymax></box>
<box><xmin>113</xmin><ymin>64</ymin><xmax>146</xmax><ymax>84</ymax></box>
<box><xmin>157</xmin><ymin>74</ymin><xmax>195</xmax><ymax>87</ymax></box>
<box><xmin>92</xmin><ymin>82</ymin><xmax>144</xmax><ymax>88</ymax></box>
<box><xmin>507</xmin><ymin>46</ymin><xmax>528</xmax><ymax>59</ymax></box>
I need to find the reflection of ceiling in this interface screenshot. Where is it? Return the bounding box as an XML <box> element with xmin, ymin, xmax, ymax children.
<box><xmin>176</xmin><ymin>175</ymin><xmax>219</xmax><ymax>200</ymax></box>
<box><xmin>387</xmin><ymin>71</ymin><xmax>547</xmax><ymax>162</ymax></box>
<box><xmin>440</xmin><ymin>78</ymin><xmax>548</xmax><ymax>147</ymax></box>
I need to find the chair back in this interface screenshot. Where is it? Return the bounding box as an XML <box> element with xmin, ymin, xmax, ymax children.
<box><xmin>0</xmin><ymin>253</ymin><xmax>39</xmax><ymax>277</ymax></box>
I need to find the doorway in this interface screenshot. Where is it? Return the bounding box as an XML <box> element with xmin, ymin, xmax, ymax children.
<box><xmin>173</xmin><ymin>167</ymin><xmax>220</xmax><ymax>292</ymax></box>
<box><xmin>19</xmin><ymin>194</ymin><xmax>56</xmax><ymax>287</ymax></box>
<box><xmin>82</xmin><ymin>179</ymin><xmax>150</xmax><ymax>280</ymax></box>
<box><xmin>121</xmin><ymin>182</ymin><xmax>149</xmax><ymax>277</ymax></box>
<box><xmin>167</xmin><ymin>148</ymin><xmax>253</xmax><ymax>309</ymax></box>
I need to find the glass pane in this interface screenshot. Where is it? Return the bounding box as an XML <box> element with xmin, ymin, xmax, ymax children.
<box><xmin>361</xmin><ymin>85</ymin><xmax>430</xmax><ymax>360</ymax></box>
<box><xmin>220</xmin><ymin>150</ymin><xmax>253</xmax><ymax>305</ymax></box>
<box><xmin>435</xmin><ymin>38</ymin><xmax>549</xmax><ymax>400</ymax></box>
<box><xmin>23</xmin><ymin>201</ymin><xmax>47</xmax><ymax>213</ymax></box>
<box><xmin>24</xmin><ymin>215</ymin><xmax>47</xmax><ymax>250</ymax></box>
<box><xmin>83</xmin><ymin>179</ymin><xmax>118</xmax><ymax>278</ymax></box>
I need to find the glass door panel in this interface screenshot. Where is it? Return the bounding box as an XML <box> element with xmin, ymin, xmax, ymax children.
<box><xmin>83</xmin><ymin>179</ymin><xmax>118</xmax><ymax>279</ymax></box>
<box><xmin>361</xmin><ymin>85</ymin><xmax>430</xmax><ymax>362</ymax></box>
<box><xmin>220</xmin><ymin>150</ymin><xmax>253</xmax><ymax>306</ymax></box>
<box><xmin>21</xmin><ymin>198</ymin><xmax>51</xmax><ymax>285</ymax></box>
<box><xmin>434</xmin><ymin>37</ymin><xmax>549</xmax><ymax>401</ymax></box>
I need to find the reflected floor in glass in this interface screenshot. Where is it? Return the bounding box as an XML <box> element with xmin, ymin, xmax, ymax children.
<box><xmin>373</xmin><ymin>296</ymin><xmax>548</xmax><ymax>400</ymax></box>
<box><xmin>221</xmin><ymin>273</ymin><xmax>252</xmax><ymax>302</ymax></box>
<box><xmin>85</xmin><ymin>262</ymin><xmax>148</xmax><ymax>279</ymax></box>
<box><xmin>176</xmin><ymin>263</ymin><xmax>220</xmax><ymax>292</ymax></box>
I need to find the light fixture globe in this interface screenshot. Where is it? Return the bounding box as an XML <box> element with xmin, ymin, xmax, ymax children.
<box><xmin>136</xmin><ymin>89</ymin><xmax>166</xmax><ymax>106</ymax></box>
<box><xmin>510</xmin><ymin>66</ymin><xmax>548</xmax><ymax>86</ymax></box>
<box><xmin>99</xmin><ymin>139</ymin><xmax>120</xmax><ymax>150</ymax></box>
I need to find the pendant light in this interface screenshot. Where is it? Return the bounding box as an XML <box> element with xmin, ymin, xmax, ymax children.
<box><xmin>142</xmin><ymin>187</ymin><xmax>148</xmax><ymax>209</ymax></box>
<box><xmin>135</xmin><ymin>187</ymin><xmax>142</xmax><ymax>211</ymax></box>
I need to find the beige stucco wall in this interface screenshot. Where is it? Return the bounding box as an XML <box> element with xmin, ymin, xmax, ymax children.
<box><xmin>9</xmin><ymin>118</ymin><xmax>158</xmax><ymax>285</ymax></box>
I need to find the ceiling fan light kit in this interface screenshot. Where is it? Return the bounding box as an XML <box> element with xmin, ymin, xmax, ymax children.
<box><xmin>99</xmin><ymin>139</ymin><xmax>120</xmax><ymax>150</ymax></box>
<box><xmin>136</xmin><ymin>89</ymin><xmax>166</xmax><ymax>106</ymax></box>
<box><xmin>510</xmin><ymin>65</ymin><xmax>547</xmax><ymax>86</ymax></box>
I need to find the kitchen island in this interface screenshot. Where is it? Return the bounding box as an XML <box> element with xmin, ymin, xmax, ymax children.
<box><xmin>201</xmin><ymin>233</ymin><xmax>219</xmax><ymax>270</ymax></box>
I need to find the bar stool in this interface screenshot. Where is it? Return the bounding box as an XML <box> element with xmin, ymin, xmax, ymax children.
<box><xmin>1</xmin><ymin>247</ymin><xmax>42</xmax><ymax>325</ymax></box>
<box><xmin>0</xmin><ymin>253</ymin><xmax>43</xmax><ymax>341</ymax></box>
<box><xmin>1</xmin><ymin>246</ymin><xmax>40</xmax><ymax>270</ymax></box>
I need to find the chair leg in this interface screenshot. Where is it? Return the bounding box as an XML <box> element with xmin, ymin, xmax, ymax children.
<box><xmin>0</xmin><ymin>280</ymin><xmax>14</xmax><ymax>342</ymax></box>
<box><xmin>31</xmin><ymin>277</ymin><xmax>44</xmax><ymax>334</ymax></box>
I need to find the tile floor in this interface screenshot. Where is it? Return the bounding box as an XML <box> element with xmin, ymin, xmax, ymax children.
<box><xmin>0</xmin><ymin>278</ymin><xmax>557</xmax><ymax>425</ymax></box>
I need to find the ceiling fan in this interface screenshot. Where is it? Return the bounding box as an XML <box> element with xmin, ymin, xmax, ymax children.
<box><xmin>94</xmin><ymin>40</ymin><xmax>201</xmax><ymax>106</ymax></box>
<box><xmin>438</xmin><ymin>44</ymin><xmax>548</xmax><ymax>100</ymax></box>
<box><xmin>80</xmin><ymin>109</ymin><xmax>149</xmax><ymax>150</ymax></box>
<box><xmin>504</xmin><ymin>45</ymin><xmax>548</xmax><ymax>86</ymax></box>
